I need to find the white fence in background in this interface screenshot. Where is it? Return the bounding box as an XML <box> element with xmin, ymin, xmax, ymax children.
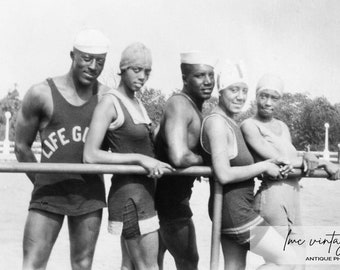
<box><xmin>0</xmin><ymin>141</ymin><xmax>41</xmax><ymax>161</ymax></box>
<box><xmin>0</xmin><ymin>141</ymin><xmax>41</xmax><ymax>154</ymax></box>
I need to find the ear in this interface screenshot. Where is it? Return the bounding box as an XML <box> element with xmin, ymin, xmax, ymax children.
<box><xmin>182</xmin><ymin>74</ymin><xmax>187</xmax><ymax>86</ymax></box>
<box><xmin>70</xmin><ymin>51</ymin><xmax>74</xmax><ymax>60</ymax></box>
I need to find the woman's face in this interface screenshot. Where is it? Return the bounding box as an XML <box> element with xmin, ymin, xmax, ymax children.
<box><xmin>219</xmin><ymin>82</ymin><xmax>248</xmax><ymax>115</ymax></box>
<box><xmin>256</xmin><ymin>89</ymin><xmax>281</xmax><ymax>119</ymax></box>
<box><xmin>121</xmin><ymin>66</ymin><xmax>151</xmax><ymax>92</ymax></box>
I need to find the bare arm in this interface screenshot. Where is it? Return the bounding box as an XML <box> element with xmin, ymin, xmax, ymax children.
<box><xmin>241</xmin><ymin>119</ymin><xmax>319</xmax><ymax>172</ymax></box>
<box><xmin>83</xmin><ymin>95</ymin><xmax>174</xmax><ymax>177</ymax></box>
<box><xmin>162</xmin><ymin>97</ymin><xmax>203</xmax><ymax>167</ymax></box>
<box><xmin>279</xmin><ymin>123</ymin><xmax>305</xmax><ymax>168</ymax></box>
<box><xmin>318</xmin><ymin>159</ymin><xmax>340</xmax><ymax>180</ymax></box>
<box><xmin>14</xmin><ymin>86</ymin><xmax>45</xmax><ymax>183</ymax></box>
<box><xmin>240</xmin><ymin>119</ymin><xmax>282</xmax><ymax>160</ymax></box>
<box><xmin>205</xmin><ymin>116</ymin><xmax>280</xmax><ymax>185</ymax></box>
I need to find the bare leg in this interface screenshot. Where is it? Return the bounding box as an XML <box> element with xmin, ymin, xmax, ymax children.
<box><xmin>221</xmin><ymin>236</ymin><xmax>247</xmax><ymax>270</ymax></box>
<box><xmin>23</xmin><ymin>209</ymin><xmax>64</xmax><ymax>270</ymax></box>
<box><xmin>121</xmin><ymin>236</ymin><xmax>135</xmax><ymax>270</ymax></box>
<box><xmin>252</xmin><ymin>226</ymin><xmax>297</xmax><ymax>270</ymax></box>
<box><xmin>68</xmin><ymin>209</ymin><xmax>102</xmax><ymax>270</ymax></box>
<box><xmin>255</xmin><ymin>185</ymin><xmax>304</xmax><ymax>269</ymax></box>
<box><xmin>123</xmin><ymin>230</ymin><xmax>159</xmax><ymax>270</ymax></box>
<box><xmin>159</xmin><ymin>218</ymin><xmax>199</xmax><ymax>270</ymax></box>
<box><xmin>157</xmin><ymin>231</ymin><xmax>167</xmax><ymax>270</ymax></box>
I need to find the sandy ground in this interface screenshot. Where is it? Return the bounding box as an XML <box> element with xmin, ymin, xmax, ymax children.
<box><xmin>1</xmin><ymin>173</ymin><xmax>340</xmax><ymax>269</ymax></box>
<box><xmin>0</xmin><ymin>173</ymin><xmax>263</xmax><ymax>270</ymax></box>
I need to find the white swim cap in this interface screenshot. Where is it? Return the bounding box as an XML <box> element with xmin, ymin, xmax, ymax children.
<box><xmin>217</xmin><ymin>60</ymin><xmax>248</xmax><ymax>92</ymax></box>
<box><xmin>119</xmin><ymin>42</ymin><xmax>152</xmax><ymax>70</ymax></box>
<box><xmin>73</xmin><ymin>29</ymin><xmax>110</xmax><ymax>54</ymax></box>
<box><xmin>180</xmin><ymin>51</ymin><xmax>216</xmax><ymax>68</ymax></box>
<box><xmin>256</xmin><ymin>74</ymin><xmax>284</xmax><ymax>96</ymax></box>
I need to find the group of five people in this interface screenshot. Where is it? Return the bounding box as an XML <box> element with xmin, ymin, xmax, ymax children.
<box><xmin>14</xmin><ymin>29</ymin><xmax>340</xmax><ymax>270</ymax></box>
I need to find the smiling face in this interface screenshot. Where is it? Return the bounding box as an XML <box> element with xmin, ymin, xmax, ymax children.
<box><xmin>71</xmin><ymin>48</ymin><xmax>106</xmax><ymax>86</ymax></box>
<box><xmin>219</xmin><ymin>82</ymin><xmax>248</xmax><ymax>116</ymax></box>
<box><xmin>182</xmin><ymin>64</ymin><xmax>215</xmax><ymax>102</ymax></box>
<box><xmin>256</xmin><ymin>89</ymin><xmax>281</xmax><ymax>119</ymax></box>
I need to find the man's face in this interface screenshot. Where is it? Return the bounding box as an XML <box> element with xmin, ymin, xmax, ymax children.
<box><xmin>220</xmin><ymin>82</ymin><xmax>248</xmax><ymax>115</ymax></box>
<box><xmin>121</xmin><ymin>66</ymin><xmax>151</xmax><ymax>92</ymax></box>
<box><xmin>71</xmin><ymin>49</ymin><xmax>106</xmax><ymax>86</ymax></box>
<box><xmin>256</xmin><ymin>89</ymin><xmax>281</xmax><ymax>118</ymax></box>
<box><xmin>184</xmin><ymin>64</ymin><xmax>215</xmax><ymax>101</ymax></box>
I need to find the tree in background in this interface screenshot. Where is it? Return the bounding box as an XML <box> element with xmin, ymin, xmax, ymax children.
<box><xmin>136</xmin><ymin>87</ymin><xmax>167</xmax><ymax>126</ymax></box>
<box><xmin>0</xmin><ymin>87</ymin><xmax>22</xmax><ymax>141</ymax></box>
<box><xmin>298</xmin><ymin>96</ymin><xmax>340</xmax><ymax>151</ymax></box>
<box><xmin>274</xmin><ymin>92</ymin><xmax>312</xmax><ymax>149</ymax></box>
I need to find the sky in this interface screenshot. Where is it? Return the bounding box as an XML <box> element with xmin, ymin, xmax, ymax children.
<box><xmin>1</xmin><ymin>0</ymin><xmax>340</xmax><ymax>104</ymax></box>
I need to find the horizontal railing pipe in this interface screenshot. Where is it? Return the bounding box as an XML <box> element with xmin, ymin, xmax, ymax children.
<box><xmin>0</xmin><ymin>162</ymin><xmax>213</xmax><ymax>176</ymax></box>
<box><xmin>0</xmin><ymin>162</ymin><xmax>331</xmax><ymax>178</ymax></box>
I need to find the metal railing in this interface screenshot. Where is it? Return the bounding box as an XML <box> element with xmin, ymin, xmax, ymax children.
<box><xmin>0</xmin><ymin>161</ymin><xmax>331</xmax><ymax>270</ymax></box>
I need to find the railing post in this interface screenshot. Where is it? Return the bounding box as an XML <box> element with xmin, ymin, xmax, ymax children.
<box><xmin>3</xmin><ymin>111</ymin><xmax>12</xmax><ymax>155</ymax></box>
<box><xmin>210</xmin><ymin>181</ymin><xmax>223</xmax><ymax>270</ymax></box>
<box><xmin>323</xmin><ymin>123</ymin><xmax>330</xmax><ymax>160</ymax></box>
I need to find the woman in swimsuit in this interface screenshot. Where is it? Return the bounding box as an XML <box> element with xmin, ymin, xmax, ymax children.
<box><xmin>84</xmin><ymin>43</ymin><xmax>173</xmax><ymax>270</ymax></box>
<box><xmin>201</xmin><ymin>62</ymin><xmax>297</xmax><ymax>270</ymax></box>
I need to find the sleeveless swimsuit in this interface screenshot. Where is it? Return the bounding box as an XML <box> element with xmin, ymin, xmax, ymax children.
<box><xmin>30</xmin><ymin>78</ymin><xmax>106</xmax><ymax>216</ymax></box>
<box><xmin>104</xmin><ymin>90</ymin><xmax>159</xmax><ymax>237</ymax></box>
<box><xmin>245</xmin><ymin>119</ymin><xmax>302</xmax><ymax>237</ymax></box>
<box><xmin>201</xmin><ymin>113</ymin><xmax>268</xmax><ymax>246</ymax></box>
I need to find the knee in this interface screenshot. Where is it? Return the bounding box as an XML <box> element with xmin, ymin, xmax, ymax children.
<box><xmin>71</xmin><ymin>252</ymin><xmax>94</xmax><ymax>270</ymax></box>
<box><xmin>175</xmin><ymin>253</ymin><xmax>199</xmax><ymax>270</ymax></box>
<box><xmin>224</xmin><ymin>259</ymin><xmax>246</xmax><ymax>270</ymax></box>
<box><xmin>22</xmin><ymin>260</ymin><xmax>46</xmax><ymax>270</ymax></box>
<box><xmin>23</xmin><ymin>240</ymin><xmax>52</xmax><ymax>270</ymax></box>
<box><xmin>23</xmin><ymin>256</ymin><xmax>48</xmax><ymax>270</ymax></box>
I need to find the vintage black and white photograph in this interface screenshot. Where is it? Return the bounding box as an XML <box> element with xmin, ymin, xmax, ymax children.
<box><xmin>1</xmin><ymin>0</ymin><xmax>340</xmax><ymax>269</ymax></box>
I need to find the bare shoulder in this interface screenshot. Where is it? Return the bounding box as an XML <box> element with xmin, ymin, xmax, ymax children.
<box><xmin>204</xmin><ymin>115</ymin><xmax>234</xmax><ymax>140</ymax></box>
<box><xmin>204</xmin><ymin>114</ymin><xmax>229</xmax><ymax>131</ymax></box>
<box><xmin>17</xmin><ymin>80</ymin><xmax>53</xmax><ymax>129</ymax></box>
<box><xmin>240</xmin><ymin>117</ymin><xmax>254</xmax><ymax>127</ymax></box>
<box><xmin>25</xmin><ymin>80</ymin><xmax>50</xmax><ymax>98</ymax></box>
<box><xmin>240</xmin><ymin>117</ymin><xmax>257</xmax><ymax>133</ymax></box>
<box><xmin>165</xmin><ymin>95</ymin><xmax>195</xmax><ymax>117</ymax></box>
<box><xmin>95</xmin><ymin>92</ymin><xmax>118</xmax><ymax>119</ymax></box>
<box><xmin>22</xmin><ymin>80</ymin><xmax>51</xmax><ymax>111</ymax></box>
<box><xmin>167</xmin><ymin>94</ymin><xmax>190</xmax><ymax>106</ymax></box>
<box><xmin>277</xmin><ymin>119</ymin><xmax>289</xmax><ymax>129</ymax></box>
<box><xmin>241</xmin><ymin>116</ymin><xmax>255</xmax><ymax>124</ymax></box>
<box><xmin>99</xmin><ymin>93</ymin><xmax>116</xmax><ymax>106</ymax></box>
<box><xmin>275</xmin><ymin>118</ymin><xmax>290</xmax><ymax>133</ymax></box>
<box><xmin>276</xmin><ymin>119</ymin><xmax>292</xmax><ymax>139</ymax></box>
